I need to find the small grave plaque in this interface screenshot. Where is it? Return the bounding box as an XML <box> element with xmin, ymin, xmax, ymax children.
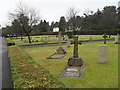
<box><xmin>60</xmin><ymin>65</ymin><xmax>84</xmax><ymax>78</ymax></box>
<box><xmin>66</xmin><ymin>68</ymin><xmax>78</xmax><ymax>72</ymax></box>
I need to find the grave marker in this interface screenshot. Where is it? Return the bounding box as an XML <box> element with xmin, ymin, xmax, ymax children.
<box><xmin>47</xmin><ymin>31</ymin><xmax>66</xmax><ymax>59</ymax></box>
<box><xmin>67</xmin><ymin>35</ymin><xmax>83</xmax><ymax>66</ymax></box>
<box><xmin>81</xmin><ymin>35</ymin><xmax>84</xmax><ymax>39</ymax></box>
<box><xmin>55</xmin><ymin>31</ymin><xmax>66</xmax><ymax>54</ymax></box>
<box><xmin>60</xmin><ymin>27</ymin><xmax>84</xmax><ymax>78</ymax></box>
<box><xmin>115</xmin><ymin>33</ymin><xmax>120</xmax><ymax>44</ymax></box>
<box><xmin>67</xmin><ymin>38</ymin><xmax>71</xmax><ymax>48</ymax></box>
<box><xmin>98</xmin><ymin>45</ymin><xmax>107</xmax><ymax>63</ymax></box>
<box><xmin>102</xmin><ymin>34</ymin><xmax>108</xmax><ymax>44</ymax></box>
<box><xmin>24</xmin><ymin>38</ymin><xmax>29</xmax><ymax>43</ymax></box>
<box><xmin>31</xmin><ymin>37</ymin><xmax>36</xmax><ymax>42</ymax></box>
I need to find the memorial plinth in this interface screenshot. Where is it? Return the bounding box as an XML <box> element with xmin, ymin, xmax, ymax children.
<box><xmin>55</xmin><ymin>46</ymin><xmax>66</xmax><ymax>54</ymax></box>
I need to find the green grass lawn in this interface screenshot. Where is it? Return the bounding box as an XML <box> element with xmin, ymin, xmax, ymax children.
<box><xmin>6</xmin><ymin>35</ymin><xmax>115</xmax><ymax>46</ymax></box>
<box><xmin>78</xmin><ymin>35</ymin><xmax>115</xmax><ymax>41</ymax></box>
<box><xmin>7</xmin><ymin>35</ymin><xmax>59</xmax><ymax>46</ymax></box>
<box><xmin>22</xmin><ymin>41</ymin><xmax>118</xmax><ymax>88</ymax></box>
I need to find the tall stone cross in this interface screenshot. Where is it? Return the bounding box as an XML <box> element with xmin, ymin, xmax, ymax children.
<box><xmin>55</xmin><ymin>31</ymin><xmax>66</xmax><ymax>54</ymax></box>
<box><xmin>73</xmin><ymin>35</ymin><xmax>79</xmax><ymax>58</ymax></box>
<box><xmin>58</xmin><ymin>31</ymin><xmax>62</xmax><ymax>47</ymax></box>
<box><xmin>103</xmin><ymin>34</ymin><xmax>107</xmax><ymax>44</ymax></box>
<box><xmin>68</xmin><ymin>30</ymin><xmax>83</xmax><ymax>66</ymax></box>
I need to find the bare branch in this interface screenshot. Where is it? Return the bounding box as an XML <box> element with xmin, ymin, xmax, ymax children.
<box><xmin>66</xmin><ymin>7</ymin><xmax>78</xmax><ymax>21</ymax></box>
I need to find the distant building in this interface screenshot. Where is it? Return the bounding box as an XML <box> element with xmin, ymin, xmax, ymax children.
<box><xmin>53</xmin><ymin>27</ymin><xmax>59</xmax><ymax>32</ymax></box>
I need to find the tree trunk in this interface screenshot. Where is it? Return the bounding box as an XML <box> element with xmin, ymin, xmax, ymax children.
<box><xmin>27</xmin><ymin>34</ymin><xmax>31</xmax><ymax>43</ymax></box>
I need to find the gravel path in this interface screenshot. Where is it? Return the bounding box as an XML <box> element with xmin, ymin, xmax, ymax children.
<box><xmin>0</xmin><ymin>38</ymin><xmax>13</xmax><ymax>89</ymax></box>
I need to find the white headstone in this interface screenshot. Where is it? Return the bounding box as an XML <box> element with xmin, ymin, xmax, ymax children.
<box><xmin>98</xmin><ymin>45</ymin><xmax>107</xmax><ymax>63</ymax></box>
<box><xmin>67</xmin><ymin>39</ymin><xmax>71</xmax><ymax>48</ymax></box>
<box><xmin>64</xmin><ymin>35</ymin><xmax>69</xmax><ymax>41</ymax></box>
<box><xmin>115</xmin><ymin>34</ymin><xmax>119</xmax><ymax>43</ymax></box>
<box><xmin>43</xmin><ymin>37</ymin><xmax>49</xmax><ymax>43</ymax></box>
<box><xmin>51</xmin><ymin>36</ymin><xmax>56</xmax><ymax>41</ymax></box>
<box><xmin>16</xmin><ymin>39</ymin><xmax>20</xmax><ymax>42</ymax></box>
<box><xmin>40</xmin><ymin>37</ymin><xmax>43</xmax><ymax>42</ymax></box>
<box><xmin>48</xmin><ymin>36</ymin><xmax>51</xmax><ymax>41</ymax></box>
<box><xmin>81</xmin><ymin>35</ymin><xmax>84</xmax><ymax>39</ymax></box>
<box><xmin>31</xmin><ymin>37</ymin><xmax>36</xmax><ymax>42</ymax></box>
<box><xmin>24</xmin><ymin>38</ymin><xmax>29</xmax><ymax>43</ymax></box>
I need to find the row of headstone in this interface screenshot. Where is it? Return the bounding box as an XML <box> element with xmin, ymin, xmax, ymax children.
<box><xmin>40</xmin><ymin>36</ymin><xmax>59</xmax><ymax>42</ymax></box>
<box><xmin>80</xmin><ymin>35</ymin><xmax>92</xmax><ymax>40</ymax></box>
<box><xmin>24</xmin><ymin>38</ymin><xmax>29</xmax><ymax>43</ymax></box>
<box><xmin>24</xmin><ymin>37</ymin><xmax>37</xmax><ymax>43</ymax></box>
<box><xmin>40</xmin><ymin>37</ymin><xmax>50</xmax><ymax>43</ymax></box>
<box><xmin>51</xmin><ymin>37</ymin><xmax>58</xmax><ymax>41</ymax></box>
<box><xmin>24</xmin><ymin>36</ymin><xmax>59</xmax><ymax>43</ymax></box>
<box><xmin>31</xmin><ymin>37</ymin><xmax>37</xmax><ymax>42</ymax></box>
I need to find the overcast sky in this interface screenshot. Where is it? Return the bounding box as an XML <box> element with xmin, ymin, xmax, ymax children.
<box><xmin>0</xmin><ymin>0</ymin><xmax>119</xmax><ymax>27</ymax></box>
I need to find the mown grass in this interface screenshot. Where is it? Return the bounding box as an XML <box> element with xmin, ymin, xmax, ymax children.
<box><xmin>8</xmin><ymin>46</ymin><xmax>66</xmax><ymax>88</ymax></box>
<box><xmin>7</xmin><ymin>35</ymin><xmax>59</xmax><ymax>46</ymax></box>
<box><xmin>78</xmin><ymin>35</ymin><xmax>115</xmax><ymax>41</ymax></box>
<box><xmin>6</xmin><ymin>35</ymin><xmax>115</xmax><ymax>46</ymax></box>
<box><xmin>22</xmin><ymin>41</ymin><xmax>118</xmax><ymax>88</ymax></box>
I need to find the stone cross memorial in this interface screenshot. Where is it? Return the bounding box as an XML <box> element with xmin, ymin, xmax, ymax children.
<box><xmin>47</xmin><ymin>31</ymin><xmax>66</xmax><ymax>59</ymax></box>
<box><xmin>55</xmin><ymin>31</ymin><xmax>66</xmax><ymax>54</ymax></box>
<box><xmin>60</xmin><ymin>35</ymin><xmax>84</xmax><ymax>78</ymax></box>
<box><xmin>102</xmin><ymin>34</ymin><xmax>108</xmax><ymax>44</ymax></box>
<box><xmin>67</xmin><ymin>35</ymin><xmax>83</xmax><ymax>66</ymax></box>
<box><xmin>60</xmin><ymin>27</ymin><xmax>84</xmax><ymax>78</ymax></box>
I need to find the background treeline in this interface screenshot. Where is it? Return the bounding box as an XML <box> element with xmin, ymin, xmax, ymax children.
<box><xmin>1</xmin><ymin>5</ymin><xmax>120</xmax><ymax>37</ymax></box>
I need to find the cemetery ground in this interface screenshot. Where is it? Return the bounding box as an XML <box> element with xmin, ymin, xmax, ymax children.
<box><xmin>7</xmin><ymin>35</ymin><xmax>118</xmax><ymax>88</ymax></box>
<box><xmin>7</xmin><ymin>35</ymin><xmax>115</xmax><ymax>46</ymax></box>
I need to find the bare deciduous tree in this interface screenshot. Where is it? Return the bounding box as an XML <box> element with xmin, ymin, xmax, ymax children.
<box><xmin>66</xmin><ymin>8</ymin><xmax>81</xmax><ymax>35</ymax></box>
<box><xmin>66</xmin><ymin>7</ymin><xmax>78</xmax><ymax>21</ymax></box>
<box><xmin>9</xmin><ymin>3</ymin><xmax>41</xmax><ymax>43</ymax></box>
